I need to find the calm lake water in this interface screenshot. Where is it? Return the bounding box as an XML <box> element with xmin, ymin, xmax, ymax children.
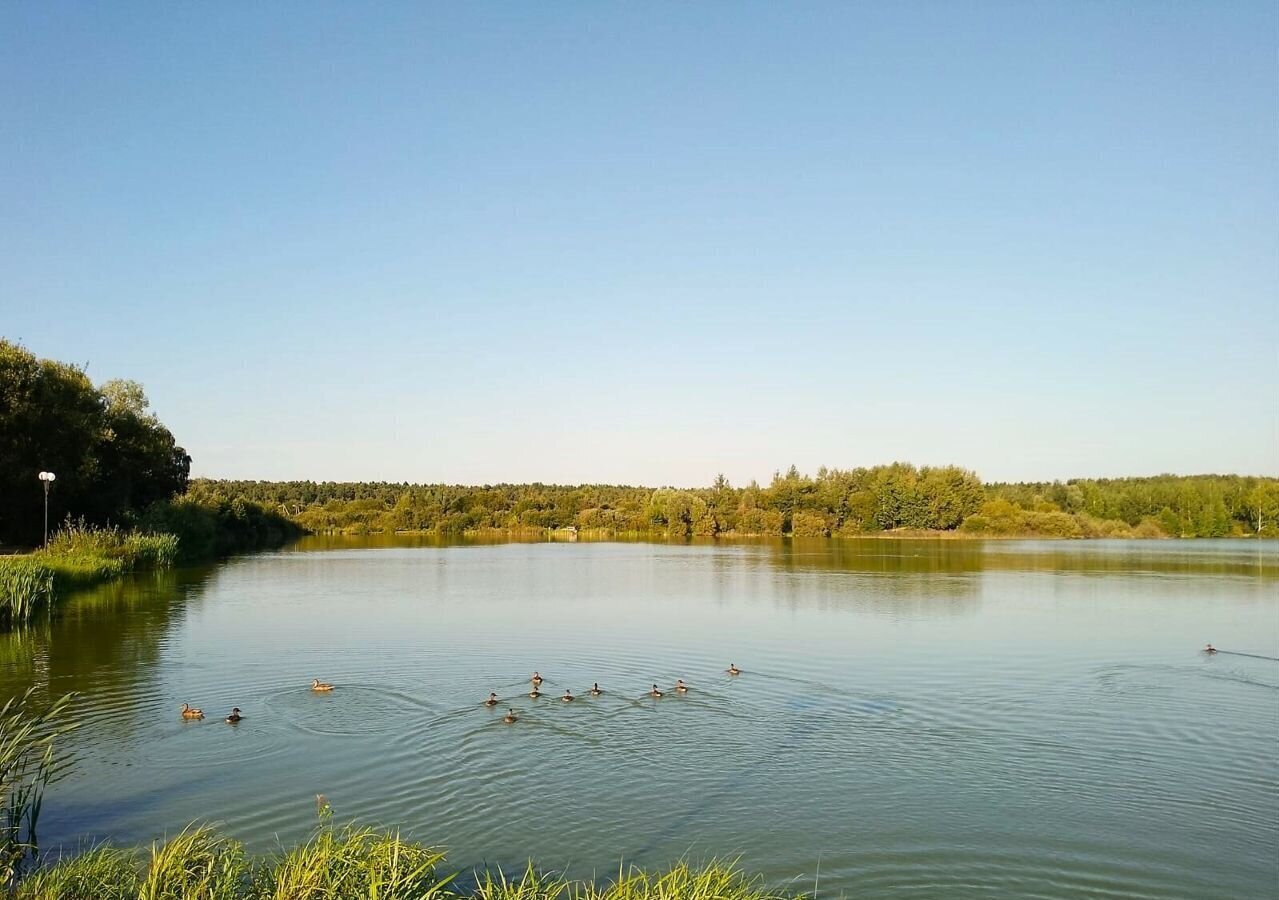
<box><xmin>4</xmin><ymin>537</ymin><xmax>1277</xmax><ymax>898</ymax></box>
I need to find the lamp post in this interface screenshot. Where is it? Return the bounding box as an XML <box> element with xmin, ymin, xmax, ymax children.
<box><xmin>37</xmin><ymin>471</ymin><xmax>56</xmax><ymax>549</ymax></box>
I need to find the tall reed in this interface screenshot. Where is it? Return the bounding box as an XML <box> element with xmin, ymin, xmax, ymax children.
<box><xmin>0</xmin><ymin>563</ymin><xmax>55</xmax><ymax>631</ymax></box>
<box><xmin>0</xmin><ymin>689</ymin><xmax>76</xmax><ymax>887</ymax></box>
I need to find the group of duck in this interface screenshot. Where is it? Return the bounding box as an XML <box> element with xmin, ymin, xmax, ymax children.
<box><xmin>481</xmin><ymin>663</ymin><xmax>743</xmax><ymax>724</ymax></box>
<box><xmin>179</xmin><ymin>664</ymin><xmax>747</xmax><ymax>726</ymax></box>
<box><xmin>179</xmin><ymin>678</ymin><xmax>334</xmax><ymax>723</ymax></box>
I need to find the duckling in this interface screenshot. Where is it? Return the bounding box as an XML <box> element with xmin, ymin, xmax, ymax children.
<box><xmin>503</xmin><ymin>709</ymin><xmax>518</xmax><ymax>724</ymax></box>
<box><xmin>649</xmin><ymin>684</ymin><xmax>664</xmax><ymax>699</ymax></box>
<box><xmin>531</xmin><ymin>671</ymin><xmax>544</xmax><ymax>686</ymax></box>
<box><xmin>528</xmin><ymin>687</ymin><xmax>542</xmax><ymax>698</ymax></box>
<box><xmin>675</xmin><ymin>679</ymin><xmax>689</xmax><ymax>693</ymax></box>
<box><xmin>590</xmin><ymin>682</ymin><xmax>603</xmax><ymax>697</ymax></box>
<box><xmin>224</xmin><ymin>707</ymin><xmax>243</xmax><ymax>724</ymax></box>
<box><xmin>310</xmin><ymin>679</ymin><xmax>335</xmax><ymax>692</ymax></box>
<box><xmin>561</xmin><ymin>689</ymin><xmax>575</xmax><ymax>702</ymax></box>
<box><xmin>180</xmin><ymin>703</ymin><xmax>204</xmax><ymax>720</ymax></box>
<box><xmin>727</xmin><ymin>663</ymin><xmax>741</xmax><ymax>676</ymax></box>
<box><xmin>484</xmin><ymin>692</ymin><xmax>500</xmax><ymax>707</ymax></box>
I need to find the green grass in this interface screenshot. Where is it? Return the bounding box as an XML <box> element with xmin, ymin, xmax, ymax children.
<box><xmin>43</xmin><ymin>522</ymin><xmax>179</xmax><ymax>572</ymax></box>
<box><xmin>14</xmin><ymin>825</ymin><xmax>795</xmax><ymax>900</ymax></box>
<box><xmin>0</xmin><ymin>524</ymin><xmax>179</xmax><ymax>630</ymax></box>
<box><xmin>14</xmin><ymin>846</ymin><xmax>139</xmax><ymax>900</ymax></box>
<box><xmin>137</xmin><ymin>827</ymin><xmax>249</xmax><ymax>900</ymax></box>
<box><xmin>261</xmin><ymin>825</ymin><xmax>451</xmax><ymax>900</ymax></box>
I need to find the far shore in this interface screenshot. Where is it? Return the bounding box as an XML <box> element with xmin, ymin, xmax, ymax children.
<box><xmin>302</xmin><ymin>526</ymin><xmax>1267</xmax><ymax>542</ymax></box>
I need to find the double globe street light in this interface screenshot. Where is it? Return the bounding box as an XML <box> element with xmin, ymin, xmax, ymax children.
<box><xmin>37</xmin><ymin>471</ymin><xmax>56</xmax><ymax>548</ymax></box>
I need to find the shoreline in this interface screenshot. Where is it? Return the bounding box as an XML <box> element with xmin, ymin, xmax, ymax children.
<box><xmin>300</xmin><ymin>526</ymin><xmax>1266</xmax><ymax>542</ymax></box>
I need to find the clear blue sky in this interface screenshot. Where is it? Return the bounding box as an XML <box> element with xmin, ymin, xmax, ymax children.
<box><xmin>2</xmin><ymin>2</ymin><xmax>1275</xmax><ymax>486</ymax></box>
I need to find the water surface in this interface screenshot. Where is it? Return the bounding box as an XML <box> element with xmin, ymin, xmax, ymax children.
<box><xmin>4</xmin><ymin>537</ymin><xmax>1276</xmax><ymax>898</ymax></box>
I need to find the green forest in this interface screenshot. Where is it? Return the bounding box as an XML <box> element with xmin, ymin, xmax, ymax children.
<box><xmin>190</xmin><ymin>468</ymin><xmax>1279</xmax><ymax>540</ymax></box>
<box><xmin>4</xmin><ymin>339</ymin><xmax>1277</xmax><ymax>547</ymax></box>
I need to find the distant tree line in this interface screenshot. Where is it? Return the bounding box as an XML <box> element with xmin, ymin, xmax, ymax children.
<box><xmin>189</xmin><ymin>467</ymin><xmax>1279</xmax><ymax>539</ymax></box>
<box><xmin>6</xmin><ymin>339</ymin><xmax>1276</xmax><ymax>546</ymax></box>
<box><xmin>980</xmin><ymin>474</ymin><xmax>1279</xmax><ymax>538</ymax></box>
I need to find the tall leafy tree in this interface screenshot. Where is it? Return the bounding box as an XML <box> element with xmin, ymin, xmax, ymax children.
<box><xmin>0</xmin><ymin>341</ymin><xmax>190</xmax><ymax>546</ymax></box>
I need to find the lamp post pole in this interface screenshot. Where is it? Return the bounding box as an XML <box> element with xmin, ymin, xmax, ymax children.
<box><xmin>37</xmin><ymin>471</ymin><xmax>56</xmax><ymax>549</ymax></box>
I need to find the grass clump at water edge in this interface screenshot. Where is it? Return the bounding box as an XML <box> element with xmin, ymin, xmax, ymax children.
<box><xmin>0</xmin><ymin>522</ymin><xmax>180</xmax><ymax>630</ymax></box>
<box><xmin>0</xmin><ymin>564</ymin><xmax>55</xmax><ymax>632</ymax></box>
<box><xmin>13</xmin><ymin>846</ymin><xmax>139</xmax><ymax>900</ymax></box>
<box><xmin>16</xmin><ymin>826</ymin><xmax>796</xmax><ymax>900</ymax></box>
<box><xmin>261</xmin><ymin>824</ymin><xmax>451</xmax><ymax>900</ymax></box>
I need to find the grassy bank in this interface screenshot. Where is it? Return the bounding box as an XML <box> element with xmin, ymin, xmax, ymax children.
<box><xmin>0</xmin><ymin>498</ymin><xmax>303</xmax><ymax>630</ymax></box>
<box><xmin>0</xmin><ymin>526</ymin><xmax>178</xmax><ymax>630</ymax></box>
<box><xmin>15</xmin><ymin>824</ymin><xmax>789</xmax><ymax>900</ymax></box>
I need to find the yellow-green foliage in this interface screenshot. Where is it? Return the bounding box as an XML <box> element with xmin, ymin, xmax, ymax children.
<box><xmin>18</xmin><ymin>827</ymin><xmax>796</xmax><ymax>900</ymax></box>
<box><xmin>15</xmin><ymin>847</ymin><xmax>139</xmax><ymax>900</ymax></box>
<box><xmin>262</xmin><ymin>826</ymin><xmax>450</xmax><ymax>900</ymax></box>
<box><xmin>138</xmin><ymin>827</ymin><xmax>248</xmax><ymax>900</ymax></box>
<box><xmin>473</xmin><ymin>863</ymin><xmax>570</xmax><ymax>900</ymax></box>
<box><xmin>788</xmin><ymin>511</ymin><xmax>831</xmax><ymax>537</ymax></box>
<box><xmin>583</xmin><ymin>862</ymin><xmax>783</xmax><ymax>900</ymax></box>
<box><xmin>473</xmin><ymin>860</ymin><xmax>792</xmax><ymax>900</ymax></box>
<box><xmin>959</xmin><ymin>499</ymin><xmax>1171</xmax><ymax>539</ymax></box>
<box><xmin>24</xmin><ymin>829</ymin><xmax>253</xmax><ymax>900</ymax></box>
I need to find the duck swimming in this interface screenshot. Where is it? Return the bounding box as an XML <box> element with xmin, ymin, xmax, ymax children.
<box><xmin>180</xmin><ymin>703</ymin><xmax>204</xmax><ymax>720</ymax></box>
<box><xmin>503</xmin><ymin>709</ymin><xmax>518</xmax><ymax>724</ymax></box>
<box><xmin>562</xmin><ymin>689</ymin><xmax>575</xmax><ymax>702</ymax></box>
<box><xmin>529</xmin><ymin>687</ymin><xmax>542</xmax><ymax>698</ymax></box>
<box><xmin>531</xmin><ymin>672</ymin><xmax>544</xmax><ymax>686</ymax></box>
<box><xmin>224</xmin><ymin>707</ymin><xmax>243</xmax><ymax>724</ymax></box>
<box><xmin>727</xmin><ymin>664</ymin><xmax>741</xmax><ymax>675</ymax></box>
<box><xmin>590</xmin><ymin>683</ymin><xmax>603</xmax><ymax>696</ymax></box>
<box><xmin>650</xmin><ymin>684</ymin><xmax>664</xmax><ymax>698</ymax></box>
<box><xmin>310</xmin><ymin>679</ymin><xmax>335</xmax><ymax>692</ymax></box>
<box><xmin>1205</xmin><ymin>644</ymin><xmax>1218</xmax><ymax>654</ymax></box>
<box><xmin>675</xmin><ymin>679</ymin><xmax>689</xmax><ymax>693</ymax></box>
<box><xmin>484</xmin><ymin>692</ymin><xmax>500</xmax><ymax>707</ymax></box>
